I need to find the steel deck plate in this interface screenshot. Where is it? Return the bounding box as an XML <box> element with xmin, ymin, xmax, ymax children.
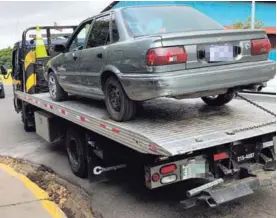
<box><xmin>16</xmin><ymin>92</ymin><xmax>276</xmax><ymax>156</ymax></box>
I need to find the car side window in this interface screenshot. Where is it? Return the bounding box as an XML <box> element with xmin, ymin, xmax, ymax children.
<box><xmin>68</xmin><ymin>22</ymin><xmax>91</xmax><ymax>52</ymax></box>
<box><xmin>86</xmin><ymin>15</ymin><xmax>110</xmax><ymax>48</ymax></box>
<box><xmin>111</xmin><ymin>13</ymin><xmax>119</xmax><ymax>43</ymax></box>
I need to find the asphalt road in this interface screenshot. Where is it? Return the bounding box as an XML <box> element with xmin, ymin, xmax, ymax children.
<box><xmin>0</xmin><ymin>84</ymin><xmax>276</xmax><ymax>218</ymax></box>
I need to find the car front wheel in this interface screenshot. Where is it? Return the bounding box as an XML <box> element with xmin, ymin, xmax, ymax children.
<box><xmin>48</xmin><ymin>72</ymin><xmax>67</xmax><ymax>101</ymax></box>
<box><xmin>104</xmin><ymin>76</ymin><xmax>136</xmax><ymax>121</ymax></box>
<box><xmin>201</xmin><ymin>90</ymin><xmax>236</xmax><ymax>106</ymax></box>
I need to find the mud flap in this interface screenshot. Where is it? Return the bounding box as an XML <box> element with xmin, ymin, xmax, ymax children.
<box><xmin>87</xmin><ymin>139</ymin><xmax>127</xmax><ymax>183</ymax></box>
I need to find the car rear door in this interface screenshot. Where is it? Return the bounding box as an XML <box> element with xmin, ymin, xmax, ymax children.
<box><xmin>77</xmin><ymin>14</ymin><xmax>111</xmax><ymax>97</ymax></box>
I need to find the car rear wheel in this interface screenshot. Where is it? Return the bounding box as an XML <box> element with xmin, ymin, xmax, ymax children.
<box><xmin>48</xmin><ymin>72</ymin><xmax>67</xmax><ymax>101</ymax></box>
<box><xmin>201</xmin><ymin>90</ymin><xmax>236</xmax><ymax>106</ymax></box>
<box><xmin>104</xmin><ymin>76</ymin><xmax>136</xmax><ymax>121</ymax></box>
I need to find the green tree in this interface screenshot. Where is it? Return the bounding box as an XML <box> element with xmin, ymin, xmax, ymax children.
<box><xmin>232</xmin><ymin>16</ymin><xmax>264</xmax><ymax>29</ymax></box>
<box><xmin>0</xmin><ymin>47</ymin><xmax>12</xmax><ymax>68</ymax></box>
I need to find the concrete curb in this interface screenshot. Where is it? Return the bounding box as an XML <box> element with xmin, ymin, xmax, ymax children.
<box><xmin>0</xmin><ymin>163</ymin><xmax>67</xmax><ymax>218</ymax></box>
<box><xmin>0</xmin><ymin>156</ymin><xmax>95</xmax><ymax>218</ymax></box>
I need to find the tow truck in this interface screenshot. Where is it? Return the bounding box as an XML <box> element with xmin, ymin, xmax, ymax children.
<box><xmin>0</xmin><ymin>26</ymin><xmax>276</xmax><ymax>209</ymax></box>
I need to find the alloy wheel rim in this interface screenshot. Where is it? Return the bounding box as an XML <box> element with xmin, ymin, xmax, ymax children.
<box><xmin>48</xmin><ymin>75</ymin><xmax>57</xmax><ymax>99</ymax></box>
<box><xmin>108</xmin><ymin>85</ymin><xmax>121</xmax><ymax>112</ymax></box>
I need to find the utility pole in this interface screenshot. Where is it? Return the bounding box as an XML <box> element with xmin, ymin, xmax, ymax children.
<box><xmin>251</xmin><ymin>0</ymin><xmax>255</xmax><ymax>29</ymax></box>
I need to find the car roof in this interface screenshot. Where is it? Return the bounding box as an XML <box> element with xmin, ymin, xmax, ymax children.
<box><xmin>83</xmin><ymin>5</ymin><xmax>191</xmax><ymax>23</ymax></box>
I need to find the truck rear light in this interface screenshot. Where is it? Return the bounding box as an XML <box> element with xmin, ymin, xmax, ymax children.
<box><xmin>160</xmin><ymin>164</ymin><xmax>177</xmax><ymax>175</ymax></box>
<box><xmin>152</xmin><ymin>173</ymin><xmax>160</xmax><ymax>182</ymax></box>
<box><xmin>251</xmin><ymin>39</ymin><xmax>271</xmax><ymax>55</ymax></box>
<box><xmin>214</xmin><ymin>152</ymin><xmax>228</xmax><ymax>161</ymax></box>
<box><xmin>161</xmin><ymin>174</ymin><xmax>177</xmax><ymax>184</ymax></box>
<box><xmin>146</xmin><ymin>47</ymin><xmax>187</xmax><ymax>66</ymax></box>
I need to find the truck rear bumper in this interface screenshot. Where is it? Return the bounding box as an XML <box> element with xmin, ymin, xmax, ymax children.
<box><xmin>181</xmin><ymin>168</ymin><xmax>276</xmax><ymax>209</ymax></box>
<box><xmin>120</xmin><ymin>61</ymin><xmax>276</xmax><ymax>101</ymax></box>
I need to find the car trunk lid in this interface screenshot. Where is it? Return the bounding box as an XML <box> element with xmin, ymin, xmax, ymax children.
<box><xmin>160</xmin><ymin>29</ymin><xmax>269</xmax><ymax>69</ymax></box>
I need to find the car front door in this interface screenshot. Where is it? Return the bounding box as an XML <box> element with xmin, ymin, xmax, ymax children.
<box><xmin>57</xmin><ymin>21</ymin><xmax>92</xmax><ymax>93</ymax></box>
<box><xmin>77</xmin><ymin>14</ymin><xmax>112</xmax><ymax>98</ymax></box>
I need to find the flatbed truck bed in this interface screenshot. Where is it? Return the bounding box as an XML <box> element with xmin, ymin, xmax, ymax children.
<box><xmin>16</xmin><ymin>91</ymin><xmax>275</xmax><ymax>156</ymax></box>
<box><xmin>12</xmin><ymin>90</ymin><xmax>277</xmax><ymax>208</ymax></box>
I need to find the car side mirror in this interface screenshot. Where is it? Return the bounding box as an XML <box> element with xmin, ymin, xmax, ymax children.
<box><xmin>0</xmin><ymin>64</ymin><xmax>8</xmax><ymax>75</ymax></box>
<box><xmin>53</xmin><ymin>44</ymin><xmax>66</xmax><ymax>53</ymax></box>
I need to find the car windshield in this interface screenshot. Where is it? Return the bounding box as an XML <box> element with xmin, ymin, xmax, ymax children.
<box><xmin>121</xmin><ymin>6</ymin><xmax>224</xmax><ymax>37</ymax></box>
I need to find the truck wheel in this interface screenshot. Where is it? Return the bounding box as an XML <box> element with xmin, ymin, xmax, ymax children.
<box><xmin>66</xmin><ymin>128</ymin><xmax>87</xmax><ymax>178</ymax></box>
<box><xmin>104</xmin><ymin>76</ymin><xmax>136</xmax><ymax>121</ymax></box>
<box><xmin>0</xmin><ymin>88</ymin><xmax>5</xmax><ymax>98</ymax></box>
<box><xmin>201</xmin><ymin>90</ymin><xmax>236</xmax><ymax>106</ymax></box>
<box><xmin>21</xmin><ymin>105</ymin><xmax>35</xmax><ymax>132</ymax></box>
<box><xmin>48</xmin><ymin>72</ymin><xmax>67</xmax><ymax>101</ymax></box>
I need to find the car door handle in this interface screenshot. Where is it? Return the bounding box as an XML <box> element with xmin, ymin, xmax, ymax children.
<box><xmin>97</xmin><ymin>53</ymin><xmax>103</xmax><ymax>59</ymax></box>
<box><xmin>72</xmin><ymin>52</ymin><xmax>78</xmax><ymax>61</ymax></box>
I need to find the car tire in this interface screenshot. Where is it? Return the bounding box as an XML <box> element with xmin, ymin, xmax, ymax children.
<box><xmin>66</xmin><ymin>128</ymin><xmax>87</xmax><ymax>178</ymax></box>
<box><xmin>201</xmin><ymin>90</ymin><xmax>236</xmax><ymax>106</ymax></box>
<box><xmin>48</xmin><ymin>72</ymin><xmax>67</xmax><ymax>101</ymax></box>
<box><xmin>0</xmin><ymin>88</ymin><xmax>5</xmax><ymax>98</ymax></box>
<box><xmin>104</xmin><ymin>76</ymin><xmax>136</xmax><ymax>121</ymax></box>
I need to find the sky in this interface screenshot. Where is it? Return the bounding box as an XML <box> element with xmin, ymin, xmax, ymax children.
<box><xmin>0</xmin><ymin>1</ymin><xmax>112</xmax><ymax>49</ymax></box>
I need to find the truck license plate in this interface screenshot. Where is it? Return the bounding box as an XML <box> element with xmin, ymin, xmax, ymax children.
<box><xmin>207</xmin><ymin>45</ymin><xmax>233</xmax><ymax>62</ymax></box>
<box><xmin>181</xmin><ymin>160</ymin><xmax>207</xmax><ymax>180</ymax></box>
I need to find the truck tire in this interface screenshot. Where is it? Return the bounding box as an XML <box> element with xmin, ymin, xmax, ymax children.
<box><xmin>21</xmin><ymin>105</ymin><xmax>35</xmax><ymax>132</ymax></box>
<box><xmin>201</xmin><ymin>90</ymin><xmax>236</xmax><ymax>106</ymax></box>
<box><xmin>0</xmin><ymin>88</ymin><xmax>5</xmax><ymax>98</ymax></box>
<box><xmin>48</xmin><ymin>72</ymin><xmax>67</xmax><ymax>101</ymax></box>
<box><xmin>66</xmin><ymin>128</ymin><xmax>87</xmax><ymax>178</ymax></box>
<box><xmin>104</xmin><ymin>76</ymin><xmax>136</xmax><ymax>121</ymax></box>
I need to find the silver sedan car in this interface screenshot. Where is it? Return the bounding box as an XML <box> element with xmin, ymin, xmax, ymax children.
<box><xmin>46</xmin><ymin>5</ymin><xmax>276</xmax><ymax>121</ymax></box>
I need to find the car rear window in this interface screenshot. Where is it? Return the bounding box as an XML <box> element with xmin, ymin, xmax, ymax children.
<box><xmin>121</xmin><ymin>6</ymin><xmax>223</xmax><ymax>37</ymax></box>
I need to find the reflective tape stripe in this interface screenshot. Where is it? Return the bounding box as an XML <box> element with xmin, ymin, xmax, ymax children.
<box><xmin>112</xmin><ymin>128</ymin><xmax>120</xmax><ymax>134</ymax></box>
<box><xmin>76</xmin><ymin>115</ymin><xmax>89</xmax><ymax>122</ymax></box>
<box><xmin>99</xmin><ymin>123</ymin><xmax>106</xmax><ymax>128</ymax></box>
<box><xmin>26</xmin><ymin>73</ymin><xmax>36</xmax><ymax>92</ymax></box>
<box><xmin>99</xmin><ymin>123</ymin><xmax>119</xmax><ymax>134</ymax></box>
<box><xmin>24</xmin><ymin>51</ymin><xmax>36</xmax><ymax>70</ymax></box>
<box><xmin>58</xmin><ymin>109</ymin><xmax>68</xmax><ymax>115</ymax></box>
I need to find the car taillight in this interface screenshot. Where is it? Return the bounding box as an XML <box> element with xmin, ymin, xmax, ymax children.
<box><xmin>251</xmin><ymin>38</ymin><xmax>271</xmax><ymax>56</ymax></box>
<box><xmin>146</xmin><ymin>47</ymin><xmax>187</xmax><ymax>66</ymax></box>
<box><xmin>160</xmin><ymin>164</ymin><xmax>177</xmax><ymax>175</ymax></box>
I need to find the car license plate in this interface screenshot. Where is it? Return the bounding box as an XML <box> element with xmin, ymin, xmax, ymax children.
<box><xmin>206</xmin><ymin>45</ymin><xmax>233</xmax><ymax>62</ymax></box>
<box><xmin>181</xmin><ymin>160</ymin><xmax>207</xmax><ymax>180</ymax></box>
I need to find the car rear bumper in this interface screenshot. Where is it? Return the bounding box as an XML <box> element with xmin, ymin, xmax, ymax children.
<box><xmin>120</xmin><ymin>60</ymin><xmax>276</xmax><ymax>101</ymax></box>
